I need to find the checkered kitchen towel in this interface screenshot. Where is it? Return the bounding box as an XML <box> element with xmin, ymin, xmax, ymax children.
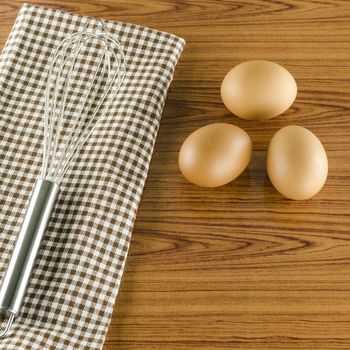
<box><xmin>0</xmin><ymin>4</ymin><xmax>184</xmax><ymax>349</ymax></box>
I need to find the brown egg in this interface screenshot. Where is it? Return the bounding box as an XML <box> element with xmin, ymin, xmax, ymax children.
<box><xmin>221</xmin><ymin>60</ymin><xmax>297</xmax><ymax>120</ymax></box>
<box><xmin>178</xmin><ymin>123</ymin><xmax>252</xmax><ymax>187</ymax></box>
<box><xmin>267</xmin><ymin>125</ymin><xmax>328</xmax><ymax>200</ymax></box>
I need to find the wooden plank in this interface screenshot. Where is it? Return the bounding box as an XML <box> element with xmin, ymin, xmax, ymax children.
<box><xmin>1</xmin><ymin>1</ymin><xmax>350</xmax><ymax>349</ymax></box>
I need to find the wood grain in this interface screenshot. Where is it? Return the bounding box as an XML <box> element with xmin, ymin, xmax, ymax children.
<box><xmin>1</xmin><ymin>1</ymin><xmax>350</xmax><ymax>349</ymax></box>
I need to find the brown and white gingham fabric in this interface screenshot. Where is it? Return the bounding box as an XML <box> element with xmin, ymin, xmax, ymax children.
<box><xmin>0</xmin><ymin>4</ymin><xmax>184</xmax><ymax>349</ymax></box>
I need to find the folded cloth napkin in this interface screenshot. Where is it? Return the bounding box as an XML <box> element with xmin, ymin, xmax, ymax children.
<box><xmin>0</xmin><ymin>4</ymin><xmax>184</xmax><ymax>349</ymax></box>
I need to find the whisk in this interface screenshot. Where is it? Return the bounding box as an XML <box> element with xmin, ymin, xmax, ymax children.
<box><xmin>0</xmin><ymin>20</ymin><xmax>125</xmax><ymax>338</ymax></box>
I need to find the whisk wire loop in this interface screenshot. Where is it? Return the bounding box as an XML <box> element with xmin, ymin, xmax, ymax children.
<box><xmin>50</xmin><ymin>41</ymin><xmax>108</xmax><ymax>182</ymax></box>
<box><xmin>41</xmin><ymin>27</ymin><xmax>125</xmax><ymax>184</ymax></box>
<box><xmin>56</xmin><ymin>38</ymin><xmax>124</xmax><ymax>182</ymax></box>
<box><xmin>49</xmin><ymin>39</ymin><xmax>86</xmax><ymax>180</ymax></box>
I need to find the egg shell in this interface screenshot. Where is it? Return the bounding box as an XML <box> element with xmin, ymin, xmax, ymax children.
<box><xmin>221</xmin><ymin>60</ymin><xmax>297</xmax><ymax>120</ymax></box>
<box><xmin>178</xmin><ymin>123</ymin><xmax>252</xmax><ymax>187</ymax></box>
<box><xmin>267</xmin><ymin>125</ymin><xmax>328</xmax><ymax>200</ymax></box>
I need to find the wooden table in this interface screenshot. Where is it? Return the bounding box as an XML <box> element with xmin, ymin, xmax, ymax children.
<box><xmin>1</xmin><ymin>1</ymin><xmax>350</xmax><ymax>349</ymax></box>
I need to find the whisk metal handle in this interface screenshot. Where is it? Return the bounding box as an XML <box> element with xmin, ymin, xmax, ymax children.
<box><xmin>0</xmin><ymin>180</ymin><xmax>59</xmax><ymax>337</ymax></box>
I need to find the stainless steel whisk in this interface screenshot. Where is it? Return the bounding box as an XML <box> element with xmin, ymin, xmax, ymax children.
<box><xmin>0</xmin><ymin>20</ymin><xmax>125</xmax><ymax>338</ymax></box>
